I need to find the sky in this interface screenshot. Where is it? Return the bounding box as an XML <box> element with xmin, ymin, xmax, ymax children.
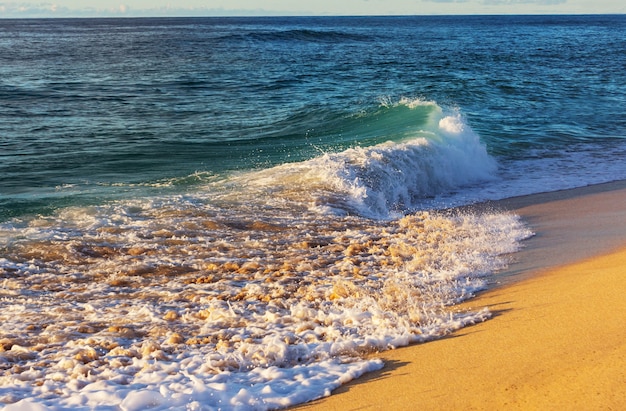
<box><xmin>0</xmin><ymin>0</ymin><xmax>624</xmax><ymax>18</ymax></box>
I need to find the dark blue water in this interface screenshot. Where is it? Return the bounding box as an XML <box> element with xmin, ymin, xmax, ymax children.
<box><xmin>2</xmin><ymin>15</ymin><xmax>626</xmax><ymax>220</ymax></box>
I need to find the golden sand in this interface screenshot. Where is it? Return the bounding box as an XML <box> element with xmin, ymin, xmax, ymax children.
<box><xmin>293</xmin><ymin>181</ymin><xmax>626</xmax><ymax>410</ymax></box>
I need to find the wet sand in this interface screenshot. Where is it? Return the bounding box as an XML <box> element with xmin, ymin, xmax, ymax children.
<box><xmin>292</xmin><ymin>180</ymin><xmax>626</xmax><ymax>410</ymax></box>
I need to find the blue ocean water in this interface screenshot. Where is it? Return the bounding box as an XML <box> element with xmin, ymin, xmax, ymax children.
<box><xmin>0</xmin><ymin>15</ymin><xmax>625</xmax><ymax>410</ymax></box>
<box><xmin>2</xmin><ymin>15</ymin><xmax>626</xmax><ymax>220</ymax></box>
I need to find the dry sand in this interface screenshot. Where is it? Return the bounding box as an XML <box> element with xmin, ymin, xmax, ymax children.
<box><xmin>292</xmin><ymin>181</ymin><xmax>626</xmax><ymax>410</ymax></box>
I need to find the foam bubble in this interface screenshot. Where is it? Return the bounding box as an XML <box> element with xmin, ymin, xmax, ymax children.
<box><xmin>0</xmin><ymin>197</ymin><xmax>532</xmax><ymax>410</ymax></box>
<box><xmin>439</xmin><ymin>114</ymin><xmax>464</xmax><ymax>134</ymax></box>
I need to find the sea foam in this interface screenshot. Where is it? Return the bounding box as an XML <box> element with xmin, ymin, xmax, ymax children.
<box><xmin>0</xmin><ymin>195</ymin><xmax>532</xmax><ymax>410</ymax></box>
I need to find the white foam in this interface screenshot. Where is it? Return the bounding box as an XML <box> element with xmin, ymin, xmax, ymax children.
<box><xmin>0</xmin><ymin>199</ymin><xmax>532</xmax><ymax>410</ymax></box>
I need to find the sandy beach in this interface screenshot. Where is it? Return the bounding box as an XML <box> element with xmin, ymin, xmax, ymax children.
<box><xmin>292</xmin><ymin>180</ymin><xmax>626</xmax><ymax>410</ymax></box>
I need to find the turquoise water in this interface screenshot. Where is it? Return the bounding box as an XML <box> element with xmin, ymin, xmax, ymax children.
<box><xmin>0</xmin><ymin>15</ymin><xmax>625</xmax><ymax>410</ymax></box>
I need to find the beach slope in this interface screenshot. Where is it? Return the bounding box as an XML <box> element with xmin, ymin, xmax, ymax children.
<box><xmin>292</xmin><ymin>182</ymin><xmax>626</xmax><ymax>410</ymax></box>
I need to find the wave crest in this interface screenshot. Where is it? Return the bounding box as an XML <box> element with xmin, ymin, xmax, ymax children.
<box><xmin>241</xmin><ymin>102</ymin><xmax>497</xmax><ymax>218</ymax></box>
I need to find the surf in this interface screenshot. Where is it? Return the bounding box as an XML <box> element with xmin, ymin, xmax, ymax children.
<box><xmin>224</xmin><ymin>99</ymin><xmax>498</xmax><ymax>219</ymax></box>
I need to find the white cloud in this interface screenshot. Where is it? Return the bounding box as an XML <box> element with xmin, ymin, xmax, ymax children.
<box><xmin>481</xmin><ymin>0</ymin><xmax>567</xmax><ymax>5</ymax></box>
<box><xmin>0</xmin><ymin>0</ymin><xmax>622</xmax><ymax>17</ymax></box>
<box><xmin>0</xmin><ymin>2</ymin><xmax>277</xmax><ymax>17</ymax></box>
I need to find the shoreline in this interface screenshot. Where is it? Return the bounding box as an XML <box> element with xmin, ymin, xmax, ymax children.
<box><xmin>491</xmin><ymin>179</ymin><xmax>626</xmax><ymax>283</ymax></box>
<box><xmin>291</xmin><ymin>180</ymin><xmax>626</xmax><ymax>410</ymax></box>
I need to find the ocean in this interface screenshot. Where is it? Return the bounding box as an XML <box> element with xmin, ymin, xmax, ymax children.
<box><xmin>0</xmin><ymin>15</ymin><xmax>625</xmax><ymax>410</ymax></box>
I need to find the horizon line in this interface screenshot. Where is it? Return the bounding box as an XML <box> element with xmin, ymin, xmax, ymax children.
<box><xmin>1</xmin><ymin>12</ymin><xmax>625</xmax><ymax>20</ymax></box>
